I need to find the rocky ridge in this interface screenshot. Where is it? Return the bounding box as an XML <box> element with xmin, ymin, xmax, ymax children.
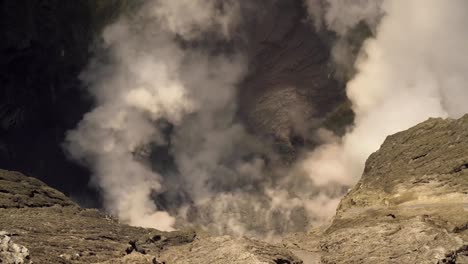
<box><xmin>0</xmin><ymin>169</ymin><xmax>302</xmax><ymax>264</ymax></box>
<box><xmin>1</xmin><ymin>116</ymin><xmax>468</xmax><ymax>263</ymax></box>
<box><xmin>320</xmin><ymin>115</ymin><xmax>468</xmax><ymax>263</ymax></box>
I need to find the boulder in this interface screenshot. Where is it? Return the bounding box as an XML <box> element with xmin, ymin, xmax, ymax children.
<box><xmin>0</xmin><ymin>232</ymin><xmax>31</xmax><ymax>264</ymax></box>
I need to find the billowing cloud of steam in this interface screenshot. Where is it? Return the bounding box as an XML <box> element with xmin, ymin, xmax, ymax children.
<box><xmin>66</xmin><ymin>0</ymin><xmax>341</xmax><ymax>236</ymax></box>
<box><xmin>302</xmin><ymin>0</ymin><xmax>468</xmax><ymax>187</ymax></box>
<box><xmin>67</xmin><ymin>0</ymin><xmax>468</xmax><ymax>237</ymax></box>
<box><xmin>306</xmin><ymin>0</ymin><xmax>382</xmax><ymax>35</ymax></box>
<box><xmin>65</xmin><ymin>0</ymin><xmax>242</xmax><ymax>231</ymax></box>
<box><xmin>305</xmin><ymin>0</ymin><xmax>384</xmax><ymax>80</ymax></box>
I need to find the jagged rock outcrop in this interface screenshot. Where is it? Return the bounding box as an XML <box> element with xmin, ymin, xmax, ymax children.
<box><xmin>0</xmin><ymin>169</ymin><xmax>302</xmax><ymax>263</ymax></box>
<box><xmin>0</xmin><ymin>232</ymin><xmax>31</xmax><ymax>264</ymax></box>
<box><xmin>0</xmin><ymin>169</ymin><xmax>75</xmax><ymax>208</ymax></box>
<box><xmin>321</xmin><ymin>116</ymin><xmax>468</xmax><ymax>264</ymax></box>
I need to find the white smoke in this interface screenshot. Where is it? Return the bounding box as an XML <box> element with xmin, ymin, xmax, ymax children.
<box><xmin>305</xmin><ymin>0</ymin><xmax>384</xmax><ymax>80</ymax></box>
<box><xmin>66</xmin><ymin>0</ymin><xmax>468</xmax><ymax>237</ymax></box>
<box><xmin>302</xmin><ymin>0</ymin><xmax>468</xmax><ymax>188</ymax></box>
<box><xmin>307</xmin><ymin>0</ymin><xmax>383</xmax><ymax>35</ymax></box>
<box><xmin>149</xmin><ymin>0</ymin><xmax>240</xmax><ymax>39</ymax></box>
<box><xmin>67</xmin><ymin>0</ymin><xmax>338</xmax><ymax>236</ymax></box>
<box><xmin>65</xmin><ymin>0</ymin><xmax>242</xmax><ymax>231</ymax></box>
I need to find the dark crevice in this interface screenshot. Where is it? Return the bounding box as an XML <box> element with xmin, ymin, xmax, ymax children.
<box><xmin>437</xmin><ymin>245</ymin><xmax>468</xmax><ymax>264</ymax></box>
<box><xmin>386</xmin><ymin>214</ymin><xmax>396</xmax><ymax>219</ymax></box>
<box><xmin>274</xmin><ymin>259</ymin><xmax>291</xmax><ymax>264</ymax></box>
<box><xmin>28</xmin><ymin>190</ymin><xmax>39</xmax><ymax>197</ymax></box>
<box><xmin>453</xmin><ymin>222</ymin><xmax>468</xmax><ymax>233</ymax></box>
<box><xmin>126</xmin><ymin>241</ymin><xmax>137</xmax><ymax>254</ymax></box>
<box><xmin>451</xmin><ymin>163</ymin><xmax>468</xmax><ymax>173</ymax></box>
<box><xmin>0</xmin><ymin>189</ymin><xmax>11</xmax><ymax>194</ymax></box>
<box><xmin>411</xmin><ymin>153</ymin><xmax>428</xmax><ymax>160</ymax></box>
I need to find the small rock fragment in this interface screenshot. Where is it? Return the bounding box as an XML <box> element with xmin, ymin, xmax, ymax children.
<box><xmin>0</xmin><ymin>233</ymin><xmax>31</xmax><ymax>264</ymax></box>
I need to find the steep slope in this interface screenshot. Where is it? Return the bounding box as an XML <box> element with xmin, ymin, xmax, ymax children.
<box><xmin>321</xmin><ymin>115</ymin><xmax>468</xmax><ymax>263</ymax></box>
<box><xmin>239</xmin><ymin>0</ymin><xmax>346</xmax><ymax>162</ymax></box>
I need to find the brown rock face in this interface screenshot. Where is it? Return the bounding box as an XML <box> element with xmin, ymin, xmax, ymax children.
<box><xmin>239</xmin><ymin>1</ymin><xmax>345</xmax><ymax>162</ymax></box>
<box><xmin>1</xmin><ymin>116</ymin><xmax>468</xmax><ymax>264</ymax></box>
<box><xmin>0</xmin><ymin>169</ymin><xmax>302</xmax><ymax>263</ymax></box>
<box><xmin>0</xmin><ymin>169</ymin><xmax>75</xmax><ymax>208</ymax></box>
<box><xmin>322</xmin><ymin>116</ymin><xmax>468</xmax><ymax>264</ymax></box>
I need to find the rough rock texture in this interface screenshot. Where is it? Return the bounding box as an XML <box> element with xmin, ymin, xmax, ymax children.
<box><xmin>0</xmin><ymin>169</ymin><xmax>302</xmax><ymax>263</ymax></box>
<box><xmin>239</xmin><ymin>0</ymin><xmax>346</xmax><ymax>162</ymax></box>
<box><xmin>280</xmin><ymin>227</ymin><xmax>326</xmax><ymax>264</ymax></box>
<box><xmin>159</xmin><ymin>235</ymin><xmax>302</xmax><ymax>264</ymax></box>
<box><xmin>2</xmin><ymin>116</ymin><xmax>468</xmax><ymax>264</ymax></box>
<box><xmin>0</xmin><ymin>169</ymin><xmax>75</xmax><ymax>208</ymax></box>
<box><xmin>0</xmin><ymin>232</ymin><xmax>31</xmax><ymax>264</ymax></box>
<box><xmin>322</xmin><ymin>116</ymin><xmax>468</xmax><ymax>264</ymax></box>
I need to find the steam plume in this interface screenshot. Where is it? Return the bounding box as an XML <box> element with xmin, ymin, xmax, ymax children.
<box><xmin>66</xmin><ymin>0</ymin><xmax>468</xmax><ymax>237</ymax></box>
<box><xmin>303</xmin><ymin>0</ymin><xmax>468</xmax><ymax>187</ymax></box>
<box><xmin>65</xmin><ymin>0</ymin><xmax>242</xmax><ymax>231</ymax></box>
<box><xmin>66</xmin><ymin>0</ymin><xmax>339</xmax><ymax>236</ymax></box>
<box><xmin>305</xmin><ymin>0</ymin><xmax>382</xmax><ymax>35</ymax></box>
<box><xmin>305</xmin><ymin>0</ymin><xmax>384</xmax><ymax>79</ymax></box>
